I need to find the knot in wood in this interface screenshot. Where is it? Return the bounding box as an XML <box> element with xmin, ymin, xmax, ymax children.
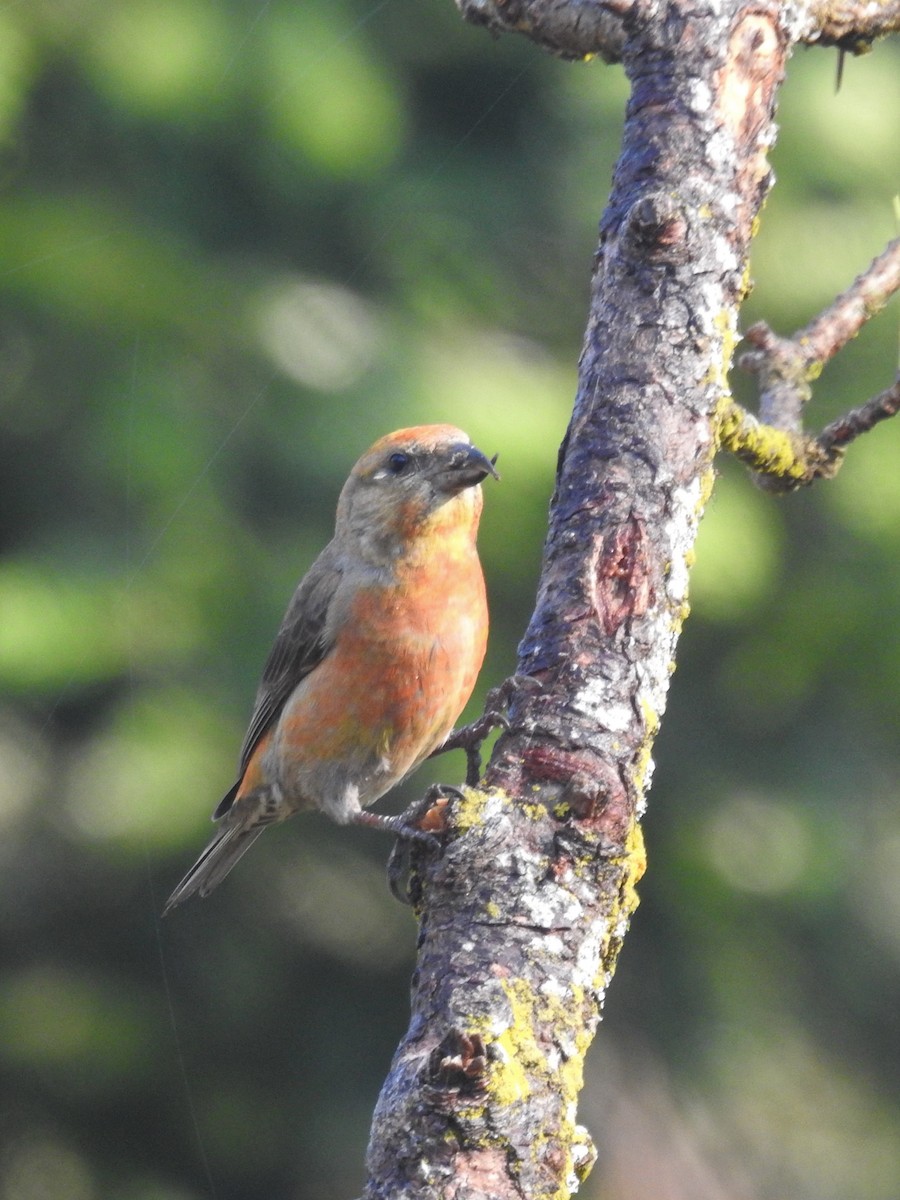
<box><xmin>559</xmin><ymin>769</ymin><xmax>602</xmax><ymax>815</ymax></box>
<box><xmin>427</xmin><ymin>1030</ymin><xmax>488</xmax><ymax>1102</ymax></box>
<box><xmin>520</xmin><ymin>746</ymin><xmax>631</xmax><ymax>844</ymax></box>
<box><xmin>624</xmin><ymin>193</ymin><xmax>688</xmax><ymax>261</ymax></box>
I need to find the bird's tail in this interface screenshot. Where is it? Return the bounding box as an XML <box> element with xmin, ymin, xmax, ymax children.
<box><xmin>163</xmin><ymin>819</ymin><xmax>267</xmax><ymax>915</ymax></box>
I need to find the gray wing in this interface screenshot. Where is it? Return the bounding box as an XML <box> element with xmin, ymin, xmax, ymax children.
<box><xmin>213</xmin><ymin>541</ymin><xmax>343</xmax><ymax>819</ymax></box>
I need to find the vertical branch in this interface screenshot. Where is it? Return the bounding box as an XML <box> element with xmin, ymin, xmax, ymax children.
<box><xmin>497</xmin><ymin>2</ymin><xmax>789</xmax><ymax>784</ymax></box>
<box><xmin>362</xmin><ymin>3</ymin><xmax>790</xmax><ymax>1197</ymax></box>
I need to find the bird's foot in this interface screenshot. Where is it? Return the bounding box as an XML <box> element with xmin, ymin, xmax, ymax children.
<box><xmin>433</xmin><ymin>674</ymin><xmax>540</xmax><ymax>785</ymax></box>
<box><xmin>379</xmin><ymin>784</ymin><xmax>462</xmax><ymax>905</ymax></box>
<box><xmin>352</xmin><ymin>785</ymin><xmax>458</xmax><ymax>849</ymax></box>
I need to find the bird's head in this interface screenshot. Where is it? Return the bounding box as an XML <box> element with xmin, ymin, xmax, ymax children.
<box><xmin>336</xmin><ymin>424</ymin><xmax>499</xmax><ymax>562</ymax></box>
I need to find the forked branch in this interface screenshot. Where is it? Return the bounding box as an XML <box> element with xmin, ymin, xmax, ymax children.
<box><xmin>720</xmin><ymin>237</ymin><xmax>900</xmax><ymax>490</ymax></box>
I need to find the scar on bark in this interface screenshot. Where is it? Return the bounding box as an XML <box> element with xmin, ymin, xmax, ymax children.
<box><xmin>592</xmin><ymin>517</ymin><xmax>654</xmax><ymax>637</ymax></box>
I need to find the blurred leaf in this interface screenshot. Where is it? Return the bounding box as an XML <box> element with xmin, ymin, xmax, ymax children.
<box><xmin>0</xmin><ymin>966</ymin><xmax>155</xmax><ymax>1083</ymax></box>
<box><xmin>83</xmin><ymin>0</ymin><xmax>233</xmax><ymax>119</ymax></box>
<box><xmin>0</xmin><ymin>1135</ymin><xmax>95</xmax><ymax>1200</ymax></box>
<box><xmin>65</xmin><ymin>688</ymin><xmax>236</xmax><ymax>851</ymax></box>
<box><xmin>0</xmin><ymin>564</ymin><xmax>128</xmax><ymax>688</ymax></box>
<box><xmin>0</xmin><ymin>195</ymin><xmax>239</xmax><ymax>337</ymax></box>
<box><xmin>260</xmin><ymin>7</ymin><xmax>405</xmax><ymax>176</ymax></box>
<box><xmin>0</xmin><ymin>13</ymin><xmax>38</xmax><ymax>146</ymax></box>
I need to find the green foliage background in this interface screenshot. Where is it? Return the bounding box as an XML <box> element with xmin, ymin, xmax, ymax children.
<box><xmin>0</xmin><ymin>4</ymin><xmax>898</xmax><ymax>1198</ymax></box>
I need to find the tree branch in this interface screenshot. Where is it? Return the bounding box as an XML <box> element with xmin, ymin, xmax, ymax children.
<box><xmin>818</xmin><ymin>377</ymin><xmax>900</xmax><ymax>453</ymax></box>
<box><xmin>720</xmin><ymin>238</ymin><xmax>900</xmax><ymax>490</ymax></box>
<box><xmin>740</xmin><ymin>236</ymin><xmax>900</xmax><ymax>431</ymax></box>
<box><xmin>794</xmin><ymin>0</ymin><xmax>900</xmax><ymax>48</ymax></box>
<box><xmin>455</xmin><ymin>0</ymin><xmax>900</xmax><ymax>55</ymax></box>
<box><xmin>362</xmin><ymin>2</ymin><xmax>796</xmax><ymax>1196</ymax></box>
<box><xmin>454</xmin><ymin>0</ymin><xmax>631</xmax><ymax>62</ymax></box>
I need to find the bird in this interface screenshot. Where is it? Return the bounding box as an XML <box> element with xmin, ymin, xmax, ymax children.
<box><xmin>164</xmin><ymin>424</ymin><xmax>497</xmax><ymax>912</ymax></box>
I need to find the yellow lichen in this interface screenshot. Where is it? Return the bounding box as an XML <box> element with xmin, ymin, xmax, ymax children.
<box><xmin>632</xmin><ymin>698</ymin><xmax>660</xmax><ymax>793</ymax></box>
<box><xmin>620</xmin><ymin>819</ymin><xmax>647</xmax><ymax>918</ymax></box>
<box><xmin>591</xmin><ymin>810</ymin><xmax>648</xmax><ymax>988</ymax></box>
<box><xmin>490</xmin><ymin>1024</ymin><xmax>534</xmax><ymax>1106</ymax></box>
<box><xmin>739</xmin><ymin>255</ymin><xmax>755</xmax><ymax>304</ymax></box>
<box><xmin>457</xmin><ymin>790</ymin><xmax>543</xmax><ymax>830</ymax></box>
<box><xmin>717</xmin><ymin>400</ymin><xmax>807</xmax><ymax>478</ymax></box>
<box><xmin>805</xmin><ymin>358</ymin><xmax>824</xmax><ymax>382</ymax></box>
<box><xmin>697</xmin><ymin>462</ymin><xmax>717</xmax><ymax>510</ymax></box>
<box><xmin>454</xmin><ymin>887</ymin><xmax>645</xmax><ymax>1196</ymax></box>
<box><xmin>521</xmin><ymin>801</ymin><xmax>546</xmax><ymax>822</ymax></box>
<box><xmin>442</xmin><ymin>791</ymin><xmax>650</xmax><ymax>1196</ymax></box>
<box><xmin>452</xmin><ymin>786</ymin><xmax>492</xmax><ymax>832</ymax></box>
<box><xmin>476</xmin><ymin>976</ymin><xmax>597</xmax><ymax>1198</ymax></box>
<box><xmin>713</xmin><ymin>310</ymin><xmax>739</xmax><ymax>387</ymax></box>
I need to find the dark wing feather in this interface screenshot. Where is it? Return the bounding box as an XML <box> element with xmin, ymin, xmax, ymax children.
<box><xmin>214</xmin><ymin>541</ymin><xmax>344</xmax><ymax>819</ymax></box>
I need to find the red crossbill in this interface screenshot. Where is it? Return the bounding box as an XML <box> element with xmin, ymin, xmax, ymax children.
<box><xmin>164</xmin><ymin>424</ymin><xmax>497</xmax><ymax>912</ymax></box>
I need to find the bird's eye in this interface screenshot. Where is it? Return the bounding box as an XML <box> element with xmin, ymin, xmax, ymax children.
<box><xmin>387</xmin><ymin>452</ymin><xmax>410</xmax><ymax>474</ymax></box>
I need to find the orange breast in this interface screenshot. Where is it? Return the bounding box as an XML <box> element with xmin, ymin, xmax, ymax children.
<box><xmin>273</xmin><ymin>538</ymin><xmax>488</xmax><ymax>807</ymax></box>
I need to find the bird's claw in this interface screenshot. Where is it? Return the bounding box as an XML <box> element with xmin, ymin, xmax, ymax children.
<box><xmin>387</xmin><ymin>840</ymin><xmax>416</xmax><ymax>905</ymax></box>
<box><xmin>434</xmin><ymin>674</ymin><xmax>540</xmax><ymax>785</ymax></box>
<box><xmin>385</xmin><ymin>784</ymin><xmax>460</xmax><ymax>905</ymax></box>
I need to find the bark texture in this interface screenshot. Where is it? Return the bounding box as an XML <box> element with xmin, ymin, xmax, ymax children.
<box><xmin>361</xmin><ymin>2</ymin><xmax>897</xmax><ymax>1198</ymax></box>
<box><xmin>456</xmin><ymin>0</ymin><xmax>900</xmax><ymax>55</ymax></box>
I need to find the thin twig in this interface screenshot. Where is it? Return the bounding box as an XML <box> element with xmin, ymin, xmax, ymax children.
<box><xmin>793</xmin><ymin>237</ymin><xmax>900</xmax><ymax>369</ymax></box>
<box><xmin>454</xmin><ymin>0</ymin><xmax>631</xmax><ymax>62</ymax></box>
<box><xmin>739</xmin><ymin>237</ymin><xmax>900</xmax><ymax>432</ymax></box>
<box><xmin>816</xmin><ymin>377</ymin><xmax>900</xmax><ymax>458</ymax></box>
<box><xmin>727</xmin><ymin>237</ymin><xmax>900</xmax><ymax>486</ymax></box>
